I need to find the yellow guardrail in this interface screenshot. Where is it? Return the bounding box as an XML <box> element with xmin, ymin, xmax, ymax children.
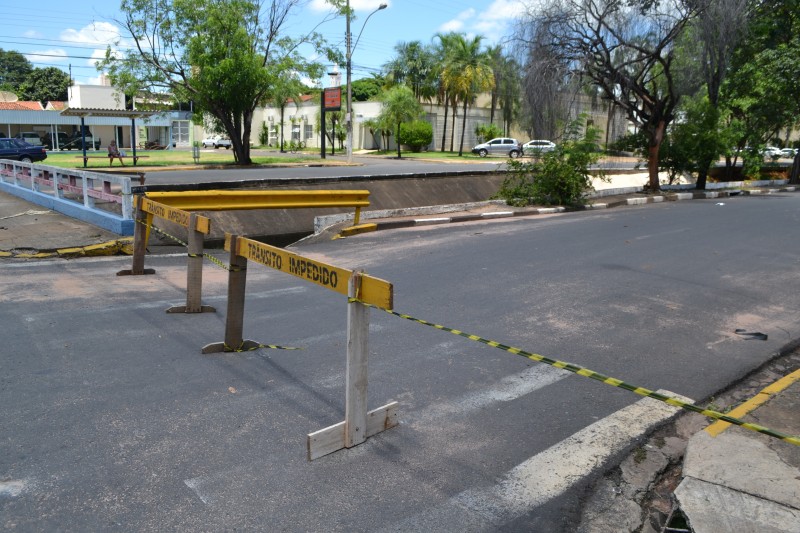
<box><xmin>146</xmin><ymin>190</ymin><xmax>371</xmax><ymax>224</ymax></box>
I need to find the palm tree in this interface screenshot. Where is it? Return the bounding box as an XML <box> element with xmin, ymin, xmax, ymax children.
<box><xmin>435</xmin><ymin>32</ymin><xmax>462</xmax><ymax>153</ymax></box>
<box><xmin>486</xmin><ymin>47</ymin><xmax>520</xmax><ymax>135</ymax></box>
<box><xmin>378</xmin><ymin>85</ymin><xmax>423</xmax><ymax>158</ymax></box>
<box><xmin>383</xmin><ymin>41</ymin><xmax>436</xmax><ymax>100</ymax></box>
<box><xmin>441</xmin><ymin>34</ymin><xmax>495</xmax><ymax>156</ymax></box>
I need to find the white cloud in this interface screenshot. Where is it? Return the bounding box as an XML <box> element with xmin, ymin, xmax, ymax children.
<box><xmin>25</xmin><ymin>49</ymin><xmax>68</xmax><ymax>64</ymax></box>
<box><xmin>438</xmin><ymin>8</ymin><xmax>477</xmax><ymax>34</ymax></box>
<box><xmin>60</xmin><ymin>21</ymin><xmax>124</xmax><ymax>47</ymax></box>
<box><xmin>439</xmin><ymin>19</ymin><xmax>464</xmax><ymax>32</ymax></box>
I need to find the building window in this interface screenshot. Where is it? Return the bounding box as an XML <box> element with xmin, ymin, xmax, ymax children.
<box><xmin>171</xmin><ymin>120</ymin><xmax>190</xmax><ymax>146</ymax></box>
<box><xmin>304</xmin><ymin>124</ymin><xmax>313</xmax><ymax>139</ymax></box>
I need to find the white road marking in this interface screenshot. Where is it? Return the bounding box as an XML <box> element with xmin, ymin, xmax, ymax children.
<box><xmin>385</xmin><ymin>390</ymin><xmax>690</xmax><ymax>530</ymax></box>
<box><xmin>411</xmin><ymin>365</ymin><xmax>570</xmax><ymax>425</ymax></box>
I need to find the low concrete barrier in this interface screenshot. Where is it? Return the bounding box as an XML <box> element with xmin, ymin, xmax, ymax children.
<box><xmin>0</xmin><ymin>160</ymin><xmax>136</xmax><ymax>234</ymax></box>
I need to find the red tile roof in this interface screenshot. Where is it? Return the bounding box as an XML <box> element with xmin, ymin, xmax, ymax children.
<box><xmin>0</xmin><ymin>101</ymin><xmax>44</xmax><ymax>111</ymax></box>
<box><xmin>45</xmin><ymin>101</ymin><xmax>67</xmax><ymax>110</ymax></box>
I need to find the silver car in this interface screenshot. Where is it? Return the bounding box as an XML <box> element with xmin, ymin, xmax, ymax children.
<box><xmin>471</xmin><ymin>137</ymin><xmax>522</xmax><ymax>158</ymax></box>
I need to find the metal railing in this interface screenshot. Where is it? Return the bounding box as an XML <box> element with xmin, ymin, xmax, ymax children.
<box><xmin>0</xmin><ymin>159</ymin><xmax>135</xmax><ymax>235</ymax></box>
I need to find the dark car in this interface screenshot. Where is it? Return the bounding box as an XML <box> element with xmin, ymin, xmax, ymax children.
<box><xmin>60</xmin><ymin>133</ymin><xmax>101</xmax><ymax>151</ymax></box>
<box><xmin>0</xmin><ymin>137</ymin><xmax>48</xmax><ymax>163</ymax></box>
<box><xmin>42</xmin><ymin>131</ymin><xmax>70</xmax><ymax>150</ymax></box>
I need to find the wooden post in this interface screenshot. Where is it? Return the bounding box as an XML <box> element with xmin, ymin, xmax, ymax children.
<box><xmin>166</xmin><ymin>213</ymin><xmax>215</xmax><ymax>314</ymax></box>
<box><xmin>345</xmin><ymin>271</ymin><xmax>369</xmax><ymax>448</ymax></box>
<box><xmin>306</xmin><ymin>269</ymin><xmax>399</xmax><ymax>461</ymax></box>
<box><xmin>117</xmin><ymin>196</ymin><xmax>155</xmax><ymax>276</ymax></box>
<box><xmin>202</xmin><ymin>235</ymin><xmax>260</xmax><ymax>353</ymax></box>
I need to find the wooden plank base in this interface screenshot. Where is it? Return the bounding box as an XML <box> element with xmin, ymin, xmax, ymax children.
<box><xmin>307</xmin><ymin>401</ymin><xmax>399</xmax><ymax>461</ymax></box>
<box><xmin>165</xmin><ymin>304</ymin><xmax>216</xmax><ymax>314</ymax></box>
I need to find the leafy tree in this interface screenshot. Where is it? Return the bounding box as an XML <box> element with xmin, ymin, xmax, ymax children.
<box><xmin>475</xmin><ymin>123</ymin><xmax>503</xmax><ymax>143</ymax></box>
<box><xmin>18</xmin><ymin>67</ymin><xmax>71</xmax><ymax>104</ymax></box>
<box><xmin>383</xmin><ymin>41</ymin><xmax>437</xmax><ymax>101</ymax></box>
<box><xmin>349</xmin><ymin>74</ymin><xmax>386</xmax><ymax>101</ymax></box>
<box><xmin>673</xmin><ymin>0</ymin><xmax>750</xmax><ymax>188</ymax></box>
<box><xmin>0</xmin><ymin>49</ymin><xmax>33</xmax><ymax>94</ymax></box>
<box><xmin>315</xmin><ymin>108</ymin><xmax>345</xmax><ymax>153</ymax></box>
<box><xmin>520</xmin><ymin>0</ymin><xmax>704</xmax><ymax>190</ymax></box>
<box><xmin>266</xmin><ymin>76</ymin><xmax>305</xmax><ymax>152</ymax></box>
<box><xmin>721</xmin><ymin>0</ymin><xmax>800</xmax><ymax>183</ymax></box>
<box><xmin>440</xmin><ymin>34</ymin><xmax>494</xmax><ymax>156</ymax></box>
<box><xmin>362</xmin><ymin>116</ymin><xmax>393</xmax><ymax>151</ymax></box>
<box><xmin>398</xmin><ymin>120</ymin><xmax>432</xmax><ymax>152</ymax></box>
<box><xmin>100</xmin><ymin>0</ymin><xmax>327</xmax><ymax>165</ymax></box>
<box><xmin>487</xmin><ymin>46</ymin><xmax>520</xmax><ymax>136</ymax></box>
<box><xmin>378</xmin><ymin>85</ymin><xmax>423</xmax><ymax>158</ymax></box>
<box><xmin>495</xmin><ymin>120</ymin><xmax>603</xmax><ymax>207</ymax></box>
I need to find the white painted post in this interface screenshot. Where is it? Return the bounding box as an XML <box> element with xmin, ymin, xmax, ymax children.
<box><xmin>345</xmin><ymin>270</ymin><xmax>369</xmax><ymax>448</ymax></box>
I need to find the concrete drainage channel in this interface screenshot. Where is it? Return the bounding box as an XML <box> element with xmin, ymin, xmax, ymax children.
<box><xmin>576</xmin><ymin>347</ymin><xmax>800</xmax><ymax>533</ymax></box>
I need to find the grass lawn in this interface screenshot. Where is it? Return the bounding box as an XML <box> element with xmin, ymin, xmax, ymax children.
<box><xmin>41</xmin><ymin>149</ymin><xmax>317</xmax><ymax>169</ymax></box>
<box><xmin>367</xmin><ymin>150</ymin><xmax>485</xmax><ymax>161</ymax></box>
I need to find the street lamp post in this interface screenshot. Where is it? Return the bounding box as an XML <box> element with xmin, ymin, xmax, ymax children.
<box><xmin>346</xmin><ymin>2</ymin><xmax>387</xmax><ymax>164</ymax></box>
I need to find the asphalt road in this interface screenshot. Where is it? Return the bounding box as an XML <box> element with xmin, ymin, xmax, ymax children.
<box><xmin>2</xmin><ymin>194</ymin><xmax>799</xmax><ymax>531</ymax></box>
<box><xmin>140</xmin><ymin>152</ymin><xmax>640</xmax><ymax>185</ymax></box>
<box><xmin>143</xmin><ymin>154</ymin><xmax>504</xmax><ymax>185</ymax></box>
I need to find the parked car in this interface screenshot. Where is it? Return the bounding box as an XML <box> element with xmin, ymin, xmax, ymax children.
<box><xmin>471</xmin><ymin>137</ymin><xmax>522</xmax><ymax>158</ymax></box>
<box><xmin>13</xmin><ymin>132</ymin><xmax>44</xmax><ymax>147</ymax></box>
<box><xmin>762</xmin><ymin>146</ymin><xmax>783</xmax><ymax>159</ymax></box>
<box><xmin>780</xmin><ymin>147</ymin><xmax>797</xmax><ymax>158</ymax></box>
<box><xmin>42</xmin><ymin>132</ymin><xmax>70</xmax><ymax>150</ymax></box>
<box><xmin>0</xmin><ymin>137</ymin><xmax>48</xmax><ymax>162</ymax></box>
<box><xmin>202</xmin><ymin>136</ymin><xmax>232</xmax><ymax>149</ymax></box>
<box><xmin>523</xmin><ymin>139</ymin><xmax>557</xmax><ymax>155</ymax></box>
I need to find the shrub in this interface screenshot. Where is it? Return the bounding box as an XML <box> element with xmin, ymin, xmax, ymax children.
<box><xmin>258</xmin><ymin>121</ymin><xmax>269</xmax><ymax>146</ymax></box>
<box><xmin>475</xmin><ymin>123</ymin><xmax>503</xmax><ymax>143</ymax></box>
<box><xmin>494</xmin><ymin>123</ymin><xmax>604</xmax><ymax>207</ymax></box>
<box><xmin>398</xmin><ymin>120</ymin><xmax>433</xmax><ymax>152</ymax></box>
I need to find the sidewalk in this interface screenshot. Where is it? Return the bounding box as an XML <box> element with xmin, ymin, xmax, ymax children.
<box><xmin>1</xmin><ymin>184</ymin><xmax>799</xmax><ymax>532</ymax></box>
<box><xmin>0</xmin><ymin>189</ymin><xmax>129</xmax><ymax>258</ymax></box>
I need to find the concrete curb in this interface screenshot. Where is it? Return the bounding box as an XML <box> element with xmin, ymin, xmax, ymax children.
<box><xmin>0</xmin><ymin>238</ymin><xmax>133</xmax><ymax>259</ymax></box>
<box><xmin>358</xmin><ymin>186</ymin><xmax>798</xmax><ymax>234</ymax></box>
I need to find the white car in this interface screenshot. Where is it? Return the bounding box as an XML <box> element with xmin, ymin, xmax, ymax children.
<box><xmin>201</xmin><ymin>135</ymin><xmax>232</xmax><ymax>149</ymax></box>
<box><xmin>761</xmin><ymin>146</ymin><xmax>782</xmax><ymax>158</ymax></box>
<box><xmin>780</xmin><ymin>148</ymin><xmax>797</xmax><ymax>158</ymax></box>
<box><xmin>523</xmin><ymin>139</ymin><xmax>557</xmax><ymax>155</ymax></box>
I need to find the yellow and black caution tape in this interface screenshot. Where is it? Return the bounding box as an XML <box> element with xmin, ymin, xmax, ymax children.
<box><xmin>136</xmin><ymin>218</ymin><xmax>231</xmax><ymax>272</ymax></box>
<box><xmin>224</xmin><ymin>342</ymin><xmax>301</xmax><ymax>352</ymax></box>
<box><xmin>350</xmin><ymin>298</ymin><xmax>800</xmax><ymax>447</ymax></box>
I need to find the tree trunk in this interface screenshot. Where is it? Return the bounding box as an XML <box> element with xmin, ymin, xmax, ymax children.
<box><xmin>449</xmin><ymin>100</ymin><xmax>457</xmax><ymax>152</ymax></box>
<box><xmin>459</xmin><ymin>99</ymin><xmax>468</xmax><ymax>157</ymax></box>
<box><xmin>790</xmin><ymin>152</ymin><xmax>800</xmax><ymax>185</ymax></box>
<box><xmin>441</xmin><ymin>97</ymin><xmax>449</xmax><ymax>152</ymax></box>
<box><xmin>279</xmin><ymin>105</ymin><xmax>286</xmax><ymax>152</ymax></box>
<box><xmin>646</xmin><ymin>121</ymin><xmax>666</xmax><ymax>191</ymax></box>
<box><xmin>696</xmin><ymin>167</ymin><xmax>709</xmax><ymax>190</ymax></box>
<box><xmin>396</xmin><ymin>123</ymin><xmax>401</xmax><ymax>158</ymax></box>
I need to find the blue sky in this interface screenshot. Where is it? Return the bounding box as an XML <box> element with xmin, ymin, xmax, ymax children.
<box><xmin>2</xmin><ymin>0</ymin><xmax>524</xmax><ymax>87</ymax></box>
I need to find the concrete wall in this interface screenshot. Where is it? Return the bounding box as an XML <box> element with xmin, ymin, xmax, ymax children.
<box><xmin>142</xmin><ymin>172</ymin><xmax>509</xmax><ymax>245</ymax></box>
